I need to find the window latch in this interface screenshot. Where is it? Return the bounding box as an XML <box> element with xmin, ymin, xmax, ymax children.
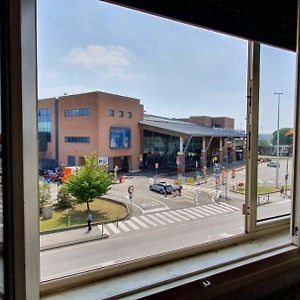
<box><xmin>202</xmin><ymin>279</ymin><xmax>211</xmax><ymax>288</ymax></box>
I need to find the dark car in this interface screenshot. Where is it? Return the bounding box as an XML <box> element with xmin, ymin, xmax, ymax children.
<box><xmin>149</xmin><ymin>182</ymin><xmax>174</xmax><ymax>194</ymax></box>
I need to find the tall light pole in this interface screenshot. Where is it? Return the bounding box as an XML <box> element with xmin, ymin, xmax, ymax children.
<box><xmin>274</xmin><ymin>92</ymin><xmax>283</xmax><ymax>188</ymax></box>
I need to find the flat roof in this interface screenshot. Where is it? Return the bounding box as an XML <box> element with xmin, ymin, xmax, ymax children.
<box><xmin>140</xmin><ymin>114</ymin><xmax>246</xmax><ymax>138</ymax></box>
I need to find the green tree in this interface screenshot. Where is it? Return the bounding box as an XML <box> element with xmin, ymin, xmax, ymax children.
<box><xmin>65</xmin><ymin>153</ymin><xmax>112</xmax><ymax>211</ymax></box>
<box><xmin>271</xmin><ymin>128</ymin><xmax>293</xmax><ymax>146</ymax></box>
<box><xmin>258</xmin><ymin>140</ymin><xmax>270</xmax><ymax>147</ymax></box>
<box><xmin>54</xmin><ymin>185</ymin><xmax>74</xmax><ymax>210</ymax></box>
<box><xmin>39</xmin><ymin>180</ymin><xmax>50</xmax><ymax>211</ymax></box>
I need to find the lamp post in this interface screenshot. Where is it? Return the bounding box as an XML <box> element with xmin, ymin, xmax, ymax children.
<box><xmin>274</xmin><ymin>92</ymin><xmax>283</xmax><ymax>188</ymax></box>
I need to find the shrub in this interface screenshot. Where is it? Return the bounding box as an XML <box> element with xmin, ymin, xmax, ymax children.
<box><xmin>54</xmin><ymin>185</ymin><xmax>74</xmax><ymax>210</ymax></box>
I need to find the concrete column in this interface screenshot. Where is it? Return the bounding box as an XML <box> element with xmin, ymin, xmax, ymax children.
<box><xmin>219</xmin><ymin>138</ymin><xmax>224</xmax><ymax>163</ymax></box>
<box><xmin>179</xmin><ymin>136</ymin><xmax>184</xmax><ymax>152</ymax></box>
<box><xmin>201</xmin><ymin>137</ymin><xmax>206</xmax><ymax>169</ymax></box>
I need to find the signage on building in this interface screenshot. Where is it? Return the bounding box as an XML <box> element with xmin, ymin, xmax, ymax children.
<box><xmin>98</xmin><ymin>156</ymin><xmax>108</xmax><ymax>165</ymax></box>
<box><xmin>155</xmin><ymin>163</ymin><xmax>159</xmax><ymax>169</ymax></box>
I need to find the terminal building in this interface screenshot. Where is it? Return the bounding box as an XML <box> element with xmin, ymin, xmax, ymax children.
<box><xmin>38</xmin><ymin>91</ymin><xmax>246</xmax><ymax>173</ymax></box>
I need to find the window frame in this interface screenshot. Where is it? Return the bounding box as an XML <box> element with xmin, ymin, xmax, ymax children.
<box><xmin>108</xmin><ymin>109</ymin><xmax>114</xmax><ymax>117</ymax></box>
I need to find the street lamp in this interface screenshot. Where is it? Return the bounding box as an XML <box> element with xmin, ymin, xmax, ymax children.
<box><xmin>274</xmin><ymin>92</ymin><xmax>283</xmax><ymax>188</ymax></box>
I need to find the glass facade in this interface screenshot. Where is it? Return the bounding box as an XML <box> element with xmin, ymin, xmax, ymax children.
<box><xmin>38</xmin><ymin>108</ymin><xmax>51</xmax><ymax>152</ymax></box>
<box><xmin>64</xmin><ymin>108</ymin><xmax>90</xmax><ymax>117</ymax></box>
<box><xmin>110</xmin><ymin>127</ymin><xmax>131</xmax><ymax>149</ymax></box>
<box><xmin>64</xmin><ymin>136</ymin><xmax>90</xmax><ymax>143</ymax></box>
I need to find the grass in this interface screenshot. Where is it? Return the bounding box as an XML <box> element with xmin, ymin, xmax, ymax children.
<box><xmin>235</xmin><ymin>185</ymin><xmax>279</xmax><ymax>194</ymax></box>
<box><xmin>40</xmin><ymin>198</ymin><xmax>127</xmax><ymax>232</ymax></box>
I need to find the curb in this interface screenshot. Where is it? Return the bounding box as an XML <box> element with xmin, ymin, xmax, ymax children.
<box><xmin>41</xmin><ymin>233</ymin><xmax>109</xmax><ymax>251</ymax></box>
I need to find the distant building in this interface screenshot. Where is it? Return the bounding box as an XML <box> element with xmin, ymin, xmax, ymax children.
<box><xmin>176</xmin><ymin>116</ymin><xmax>234</xmax><ymax>129</ymax></box>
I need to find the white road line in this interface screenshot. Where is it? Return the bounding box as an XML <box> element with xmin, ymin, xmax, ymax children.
<box><xmin>124</xmin><ymin>220</ymin><xmax>140</xmax><ymax>230</ymax></box>
<box><xmin>183</xmin><ymin>208</ymin><xmax>205</xmax><ymax>218</ymax></box>
<box><xmin>131</xmin><ymin>217</ymin><xmax>149</xmax><ymax>229</ymax></box>
<box><xmin>203</xmin><ymin>205</ymin><xmax>223</xmax><ymax>214</ymax></box>
<box><xmin>207</xmin><ymin>204</ymin><xmax>231</xmax><ymax>213</ymax></box>
<box><xmin>162</xmin><ymin>211</ymin><xmax>182</xmax><ymax>222</ymax></box>
<box><xmin>193</xmin><ymin>206</ymin><xmax>216</xmax><ymax>216</ymax></box>
<box><xmin>169</xmin><ymin>210</ymin><xmax>190</xmax><ymax>221</ymax></box>
<box><xmin>118</xmin><ymin>222</ymin><xmax>130</xmax><ymax>232</ymax></box>
<box><xmin>140</xmin><ymin>215</ymin><xmax>158</xmax><ymax>227</ymax></box>
<box><xmin>147</xmin><ymin>214</ymin><xmax>166</xmax><ymax>225</ymax></box>
<box><xmin>177</xmin><ymin>209</ymin><xmax>197</xmax><ymax>219</ymax></box>
<box><xmin>218</xmin><ymin>202</ymin><xmax>240</xmax><ymax>211</ymax></box>
<box><xmin>213</xmin><ymin>203</ymin><xmax>235</xmax><ymax>212</ymax></box>
<box><xmin>106</xmin><ymin>223</ymin><xmax>121</xmax><ymax>234</ymax></box>
<box><xmin>155</xmin><ymin>212</ymin><xmax>175</xmax><ymax>224</ymax></box>
<box><xmin>97</xmin><ymin>224</ymin><xmax>110</xmax><ymax>235</ymax></box>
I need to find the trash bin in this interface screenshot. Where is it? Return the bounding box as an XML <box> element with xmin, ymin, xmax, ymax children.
<box><xmin>118</xmin><ymin>176</ymin><xmax>124</xmax><ymax>183</ymax></box>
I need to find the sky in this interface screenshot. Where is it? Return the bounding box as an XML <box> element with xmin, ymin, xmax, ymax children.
<box><xmin>37</xmin><ymin>0</ymin><xmax>296</xmax><ymax>134</ymax></box>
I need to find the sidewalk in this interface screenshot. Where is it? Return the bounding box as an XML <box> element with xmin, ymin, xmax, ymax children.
<box><xmin>40</xmin><ymin>224</ymin><xmax>108</xmax><ymax>251</ymax></box>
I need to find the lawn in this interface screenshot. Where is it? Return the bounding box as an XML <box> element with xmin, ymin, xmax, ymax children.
<box><xmin>235</xmin><ymin>185</ymin><xmax>280</xmax><ymax>194</ymax></box>
<box><xmin>40</xmin><ymin>198</ymin><xmax>127</xmax><ymax>232</ymax></box>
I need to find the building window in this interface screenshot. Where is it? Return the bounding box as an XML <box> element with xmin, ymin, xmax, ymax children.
<box><xmin>128</xmin><ymin>112</ymin><xmax>132</xmax><ymax>118</ymax></box>
<box><xmin>67</xmin><ymin>156</ymin><xmax>76</xmax><ymax>166</ymax></box>
<box><xmin>64</xmin><ymin>108</ymin><xmax>90</xmax><ymax>117</ymax></box>
<box><xmin>110</xmin><ymin>127</ymin><xmax>131</xmax><ymax>149</ymax></box>
<box><xmin>119</xmin><ymin>111</ymin><xmax>124</xmax><ymax>118</ymax></box>
<box><xmin>38</xmin><ymin>108</ymin><xmax>51</xmax><ymax>151</ymax></box>
<box><xmin>64</xmin><ymin>136</ymin><xmax>91</xmax><ymax>143</ymax></box>
<box><xmin>109</xmin><ymin>109</ymin><xmax>114</xmax><ymax>117</ymax></box>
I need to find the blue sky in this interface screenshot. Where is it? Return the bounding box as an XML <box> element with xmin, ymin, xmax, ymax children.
<box><xmin>37</xmin><ymin>0</ymin><xmax>296</xmax><ymax>134</ymax></box>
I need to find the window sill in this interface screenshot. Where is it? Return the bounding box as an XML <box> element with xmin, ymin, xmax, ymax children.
<box><xmin>41</xmin><ymin>230</ymin><xmax>296</xmax><ymax>299</ymax></box>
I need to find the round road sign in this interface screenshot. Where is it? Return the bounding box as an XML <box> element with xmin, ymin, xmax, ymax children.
<box><xmin>128</xmin><ymin>185</ymin><xmax>134</xmax><ymax>194</ymax></box>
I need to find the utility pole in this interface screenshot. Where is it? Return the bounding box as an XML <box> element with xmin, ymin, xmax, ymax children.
<box><xmin>274</xmin><ymin>92</ymin><xmax>283</xmax><ymax>188</ymax></box>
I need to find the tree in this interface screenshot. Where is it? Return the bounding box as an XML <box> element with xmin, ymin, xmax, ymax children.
<box><xmin>258</xmin><ymin>140</ymin><xmax>271</xmax><ymax>147</ymax></box>
<box><xmin>54</xmin><ymin>185</ymin><xmax>74</xmax><ymax>210</ymax></box>
<box><xmin>64</xmin><ymin>153</ymin><xmax>113</xmax><ymax>211</ymax></box>
<box><xmin>271</xmin><ymin>128</ymin><xmax>293</xmax><ymax>146</ymax></box>
<box><xmin>39</xmin><ymin>180</ymin><xmax>50</xmax><ymax>211</ymax></box>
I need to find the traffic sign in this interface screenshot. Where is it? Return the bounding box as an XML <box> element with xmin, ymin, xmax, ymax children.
<box><xmin>128</xmin><ymin>185</ymin><xmax>134</xmax><ymax>194</ymax></box>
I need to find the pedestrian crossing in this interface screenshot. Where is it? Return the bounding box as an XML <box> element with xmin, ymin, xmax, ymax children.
<box><xmin>183</xmin><ymin>184</ymin><xmax>216</xmax><ymax>195</ymax></box>
<box><xmin>99</xmin><ymin>203</ymin><xmax>240</xmax><ymax>236</ymax></box>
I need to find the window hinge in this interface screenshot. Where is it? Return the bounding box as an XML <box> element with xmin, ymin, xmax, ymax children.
<box><xmin>242</xmin><ymin>204</ymin><xmax>250</xmax><ymax>215</ymax></box>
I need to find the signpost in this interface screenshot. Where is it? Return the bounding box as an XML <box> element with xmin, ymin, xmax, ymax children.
<box><xmin>128</xmin><ymin>185</ymin><xmax>134</xmax><ymax>216</ymax></box>
<box><xmin>114</xmin><ymin>165</ymin><xmax>118</xmax><ymax>182</ymax></box>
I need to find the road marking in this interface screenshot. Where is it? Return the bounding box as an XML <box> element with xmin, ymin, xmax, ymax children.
<box><xmin>183</xmin><ymin>208</ymin><xmax>205</xmax><ymax>218</ymax></box>
<box><xmin>140</xmin><ymin>215</ymin><xmax>158</xmax><ymax>226</ymax></box>
<box><xmin>97</xmin><ymin>224</ymin><xmax>110</xmax><ymax>235</ymax></box>
<box><xmin>143</xmin><ymin>207</ymin><xmax>169</xmax><ymax>214</ymax></box>
<box><xmin>177</xmin><ymin>209</ymin><xmax>197</xmax><ymax>219</ymax></box>
<box><xmin>193</xmin><ymin>206</ymin><xmax>216</xmax><ymax>216</ymax></box>
<box><xmin>155</xmin><ymin>212</ymin><xmax>175</xmax><ymax>223</ymax></box>
<box><xmin>203</xmin><ymin>205</ymin><xmax>223</xmax><ymax>214</ymax></box>
<box><xmin>106</xmin><ymin>223</ymin><xmax>121</xmax><ymax>234</ymax></box>
<box><xmin>118</xmin><ymin>222</ymin><xmax>130</xmax><ymax>232</ymax></box>
<box><xmin>124</xmin><ymin>220</ymin><xmax>140</xmax><ymax>230</ymax></box>
<box><xmin>169</xmin><ymin>210</ymin><xmax>190</xmax><ymax>221</ymax></box>
<box><xmin>162</xmin><ymin>211</ymin><xmax>182</xmax><ymax>222</ymax></box>
<box><xmin>147</xmin><ymin>214</ymin><xmax>166</xmax><ymax>225</ymax></box>
<box><xmin>207</xmin><ymin>204</ymin><xmax>232</xmax><ymax>213</ymax></box>
<box><xmin>131</xmin><ymin>217</ymin><xmax>149</xmax><ymax>228</ymax></box>
<box><xmin>214</xmin><ymin>203</ymin><xmax>235</xmax><ymax>212</ymax></box>
<box><xmin>218</xmin><ymin>202</ymin><xmax>240</xmax><ymax>211</ymax></box>
<box><xmin>277</xmin><ymin>199</ymin><xmax>291</xmax><ymax>204</ymax></box>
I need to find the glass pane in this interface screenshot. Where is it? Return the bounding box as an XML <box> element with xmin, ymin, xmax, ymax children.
<box><xmin>38</xmin><ymin>0</ymin><xmax>246</xmax><ymax>281</ymax></box>
<box><xmin>257</xmin><ymin>45</ymin><xmax>295</xmax><ymax>223</ymax></box>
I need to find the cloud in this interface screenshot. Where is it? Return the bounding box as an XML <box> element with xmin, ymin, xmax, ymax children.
<box><xmin>64</xmin><ymin>45</ymin><xmax>132</xmax><ymax>76</ymax></box>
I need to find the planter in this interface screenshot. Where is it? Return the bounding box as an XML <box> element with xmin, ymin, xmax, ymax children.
<box><xmin>43</xmin><ymin>205</ymin><xmax>53</xmax><ymax>219</ymax></box>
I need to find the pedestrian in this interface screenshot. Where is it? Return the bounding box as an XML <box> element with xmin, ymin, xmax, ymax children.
<box><xmin>280</xmin><ymin>186</ymin><xmax>284</xmax><ymax>197</ymax></box>
<box><xmin>178</xmin><ymin>185</ymin><xmax>182</xmax><ymax>196</ymax></box>
<box><xmin>87</xmin><ymin>212</ymin><xmax>92</xmax><ymax>231</ymax></box>
<box><xmin>164</xmin><ymin>185</ymin><xmax>167</xmax><ymax>197</ymax></box>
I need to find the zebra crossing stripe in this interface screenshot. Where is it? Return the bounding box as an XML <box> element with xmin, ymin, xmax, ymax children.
<box><xmin>140</xmin><ymin>215</ymin><xmax>158</xmax><ymax>227</ymax></box>
<box><xmin>155</xmin><ymin>212</ymin><xmax>175</xmax><ymax>223</ymax></box>
<box><xmin>214</xmin><ymin>203</ymin><xmax>235</xmax><ymax>212</ymax></box>
<box><xmin>162</xmin><ymin>211</ymin><xmax>182</xmax><ymax>222</ymax></box>
<box><xmin>147</xmin><ymin>214</ymin><xmax>166</xmax><ymax>225</ymax></box>
<box><xmin>177</xmin><ymin>209</ymin><xmax>197</xmax><ymax>219</ymax></box>
<box><xmin>97</xmin><ymin>224</ymin><xmax>110</xmax><ymax>235</ymax></box>
<box><xmin>218</xmin><ymin>202</ymin><xmax>240</xmax><ymax>211</ymax></box>
<box><xmin>207</xmin><ymin>204</ymin><xmax>231</xmax><ymax>213</ymax></box>
<box><xmin>203</xmin><ymin>205</ymin><xmax>223</xmax><ymax>214</ymax></box>
<box><xmin>169</xmin><ymin>210</ymin><xmax>190</xmax><ymax>221</ymax></box>
<box><xmin>124</xmin><ymin>220</ymin><xmax>140</xmax><ymax>230</ymax></box>
<box><xmin>106</xmin><ymin>223</ymin><xmax>121</xmax><ymax>234</ymax></box>
<box><xmin>131</xmin><ymin>217</ymin><xmax>149</xmax><ymax>228</ymax></box>
<box><xmin>118</xmin><ymin>222</ymin><xmax>130</xmax><ymax>232</ymax></box>
<box><xmin>183</xmin><ymin>208</ymin><xmax>205</xmax><ymax>218</ymax></box>
<box><xmin>193</xmin><ymin>206</ymin><xmax>216</xmax><ymax>216</ymax></box>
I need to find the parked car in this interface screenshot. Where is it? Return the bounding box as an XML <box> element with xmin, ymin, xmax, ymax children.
<box><xmin>267</xmin><ymin>161</ymin><xmax>280</xmax><ymax>167</ymax></box>
<box><xmin>149</xmin><ymin>182</ymin><xmax>174</xmax><ymax>194</ymax></box>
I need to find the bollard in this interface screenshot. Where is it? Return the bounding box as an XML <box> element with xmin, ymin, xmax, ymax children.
<box><xmin>101</xmin><ymin>223</ymin><xmax>104</xmax><ymax>236</ymax></box>
<box><xmin>116</xmin><ymin>217</ymin><xmax>119</xmax><ymax>228</ymax></box>
<box><xmin>68</xmin><ymin>215</ymin><xmax>71</xmax><ymax>227</ymax></box>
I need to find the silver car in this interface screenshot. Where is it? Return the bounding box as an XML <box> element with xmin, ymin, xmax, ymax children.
<box><xmin>149</xmin><ymin>183</ymin><xmax>174</xmax><ymax>194</ymax></box>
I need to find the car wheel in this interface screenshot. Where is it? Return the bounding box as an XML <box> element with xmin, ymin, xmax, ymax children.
<box><xmin>149</xmin><ymin>186</ymin><xmax>152</xmax><ymax>190</ymax></box>
<box><xmin>159</xmin><ymin>189</ymin><xmax>164</xmax><ymax>194</ymax></box>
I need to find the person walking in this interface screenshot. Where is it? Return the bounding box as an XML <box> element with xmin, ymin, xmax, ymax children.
<box><xmin>87</xmin><ymin>212</ymin><xmax>92</xmax><ymax>231</ymax></box>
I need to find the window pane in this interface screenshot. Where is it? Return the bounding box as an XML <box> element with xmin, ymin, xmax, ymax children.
<box><xmin>256</xmin><ymin>45</ymin><xmax>295</xmax><ymax>223</ymax></box>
